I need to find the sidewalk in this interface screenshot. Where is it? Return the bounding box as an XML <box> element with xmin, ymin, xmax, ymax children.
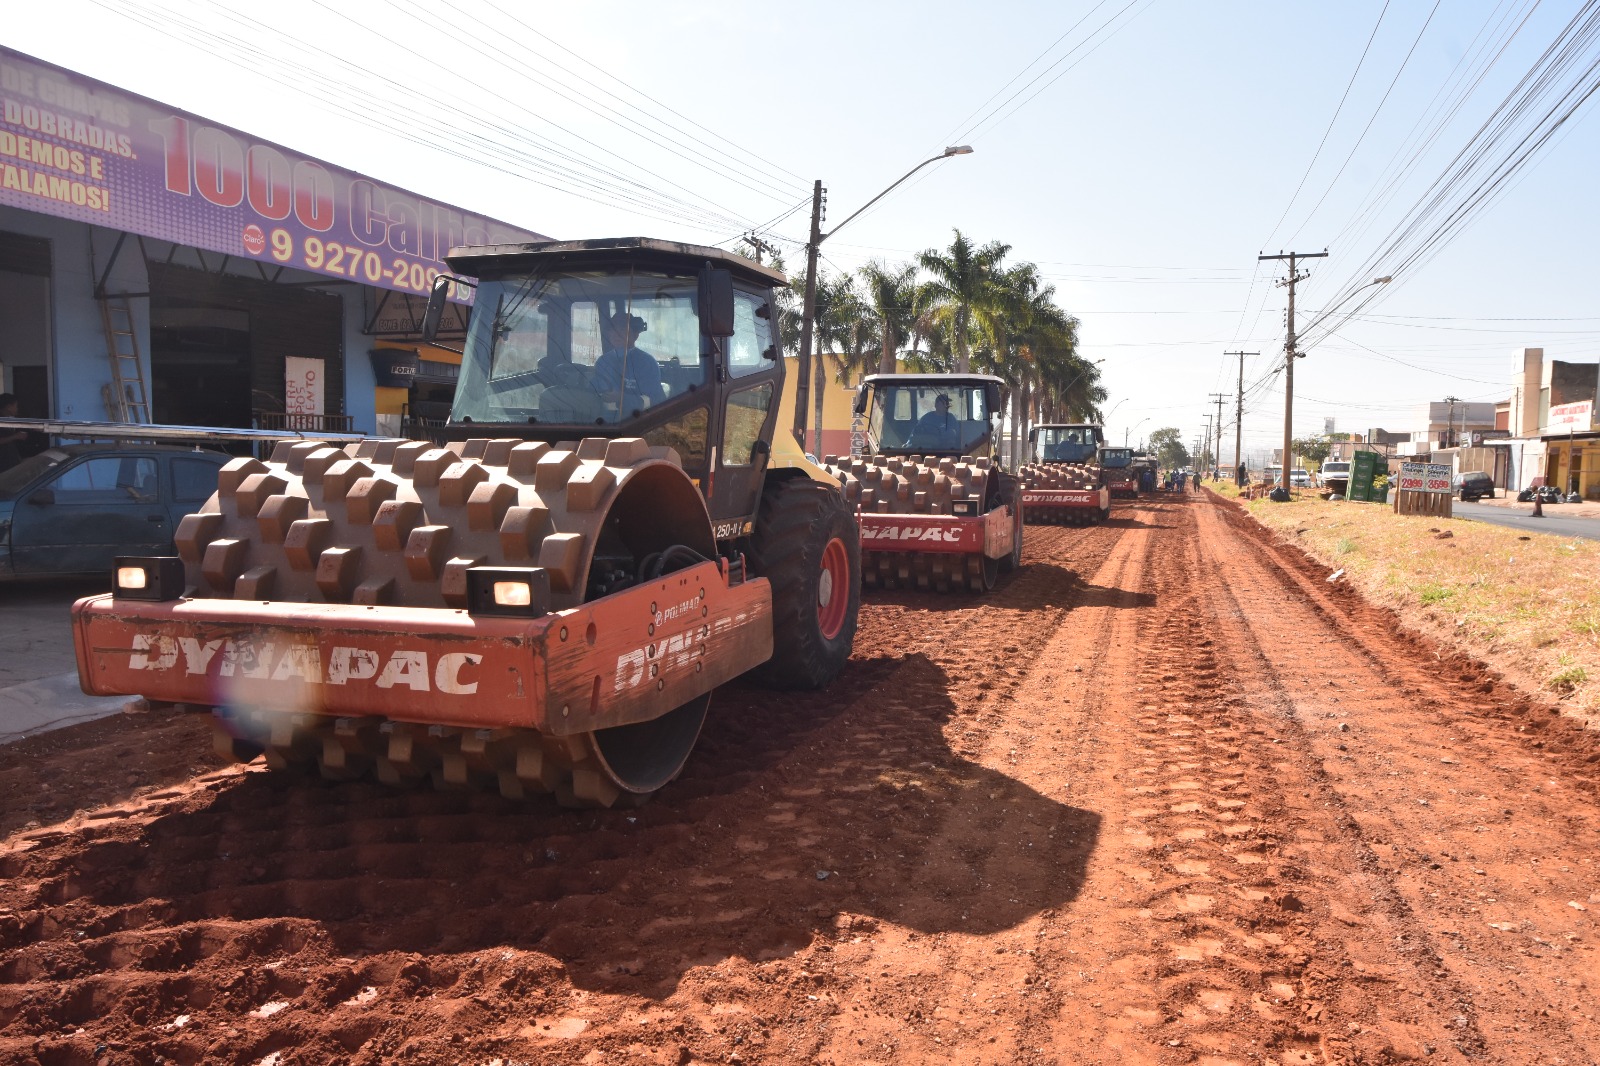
<box><xmin>1471</xmin><ymin>491</ymin><xmax>1600</xmax><ymax>519</ymax></box>
<box><xmin>0</xmin><ymin>581</ymin><xmax>133</xmax><ymax>743</ymax></box>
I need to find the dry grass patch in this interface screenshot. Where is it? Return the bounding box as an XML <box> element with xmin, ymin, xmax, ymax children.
<box><xmin>1232</xmin><ymin>492</ymin><xmax>1600</xmax><ymax>719</ymax></box>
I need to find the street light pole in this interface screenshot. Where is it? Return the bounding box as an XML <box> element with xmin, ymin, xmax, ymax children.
<box><xmin>1057</xmin><ymin>358</ymin><xmax>1105</xmax><ymax>419</ymax></box>
<box><xmin>793</xmin><ymin>146</ymin><xmax>974</xmax><ymax>454</ymax></box>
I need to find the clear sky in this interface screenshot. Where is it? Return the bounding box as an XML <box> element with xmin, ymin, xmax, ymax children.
<box><xmin>9</xmin><ymin>0</ymin><xmax>1598</xmax><ymax>464</ymax></box>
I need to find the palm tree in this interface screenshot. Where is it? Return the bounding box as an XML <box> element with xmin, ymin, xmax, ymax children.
<box><xmin>858</xmin><ymin>260</ymin><xmax>920</xmax><ymax>377</ymax></box>
<box><xmin>808</xmin><ymin>269</ymin><xmax>870</xmax><ymax>457</ymax></box>
<box><xmin>916</xmin><ymin>230</ymin><xmax>1012</xmax><ymax>374</ymax></box>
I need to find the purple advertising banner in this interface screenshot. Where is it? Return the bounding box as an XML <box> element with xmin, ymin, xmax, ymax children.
<box><xmin>0</xmin><ymin>46</ymin><xmax>547</xmax><ymax>297</ymax></box>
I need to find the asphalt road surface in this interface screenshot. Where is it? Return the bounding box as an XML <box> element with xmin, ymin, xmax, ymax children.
<box><xmin>1452</xmin><ymin>499</ymin><xmax>1600</xmax><ymax>540</ymax></box>
<box><xmin>3</xmin><ymin>493</ymin><xmax>1599</xmax><ymax>1064</ymax></box>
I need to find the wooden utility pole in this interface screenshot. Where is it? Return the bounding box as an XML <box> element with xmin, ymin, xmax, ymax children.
<box><xmin>1258</xmin><ymin>251</ymin><xmax>1327</xmax><ymax>493</ymax></box>
<box><xmin>1443</xmin><ymin>394</ymin><xmax>1460</xmax><ymax>449</ymax></box>
<box><xmin>1208</xmin><ymin>392</ymin><xmax>1227</xmax><ymax>475</ymax></box>
<box><xmin>1225</xmin><ymin>351</ymin><xmax>1256</xmax><ymax>483</ymax></box>
<box><xmin>794</xmin><ymin>180</ymin><xmax>825</xmax><ymax>453</ymax></box>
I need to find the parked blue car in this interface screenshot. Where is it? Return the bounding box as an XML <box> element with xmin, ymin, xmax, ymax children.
<box><xmin>0</xmin><ymin>444</ymin><xmax>230</xmax><ymax>581</ymax></box>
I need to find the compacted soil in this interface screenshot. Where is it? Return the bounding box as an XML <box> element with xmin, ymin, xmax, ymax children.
<box><xmin>3</xmin><ymin>492</ymin><xmax>1599</xmax><ymax>1065</ymax></box>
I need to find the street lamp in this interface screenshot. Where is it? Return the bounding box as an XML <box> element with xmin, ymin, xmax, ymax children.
<box><xmin>1126</xmin><ymin>416</ymin><xmax>1149</xmax><ymax>448</ymax></box>
<box><xmin>1061</xmin><ymin>358</ymin><xmax>1105</xmax><ymax>401</ymax></box>
<box><xmin>1103</xmin><ymin>397</ymin><xmax>1127</xmax><ymax>423</ymax></box>
<box><xmin>794</xmin><ymin>146</ymin><xmax>975</xmax><ymax>453</ymax></box>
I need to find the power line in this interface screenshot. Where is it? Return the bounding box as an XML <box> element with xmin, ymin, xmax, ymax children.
<box><xmin>1287</xmin><ymin>0</ymin><xmax>1444</xmax><ymax>243</ymax></box>
<box><xmin>475</xmin><ymin>0</ymin><xmax>808</xmax><ymax>184</ymax></box>
<box><xmin>96</xmin><ymin>0</ymin><xmax>770</xmax><ymax>234</ymax></box>
<box><xmin>1262</xmin><ymin>0</ymin><xmax>1392</xmax><ymax>248</ymax></box>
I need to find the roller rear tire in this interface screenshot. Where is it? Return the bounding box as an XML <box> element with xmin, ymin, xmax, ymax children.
<box><xmin>999</xmin><ymin>476</ymin><xmax>1024</xmax><ymax>573</ymax></box>
<box><xmin>747</xmin><ymin>477</ymin><xmax>860</xmax><ymax>690</ymax></box>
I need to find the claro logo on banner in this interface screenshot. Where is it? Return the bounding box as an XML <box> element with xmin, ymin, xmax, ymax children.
<box><xmin>0</xmin><ymin>47</ymin><xmax>546</xmax><ymax>297</ymax></box>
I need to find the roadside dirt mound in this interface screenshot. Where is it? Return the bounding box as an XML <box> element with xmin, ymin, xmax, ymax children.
<box><xmin>3</xmin><ymin>497</ymin><xmax>1598</xmax><ymax>1064</ymax></box>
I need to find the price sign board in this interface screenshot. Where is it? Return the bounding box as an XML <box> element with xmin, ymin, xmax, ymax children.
<box><xmin>1347</xmin><ymin>450</ymin><xmax>1379</xmax><ymax>502</ymax></box>
<box><xmin>1397</xmin><ymin>462</ymin><xmax>1451</xmax><ymax>494</ymax></box>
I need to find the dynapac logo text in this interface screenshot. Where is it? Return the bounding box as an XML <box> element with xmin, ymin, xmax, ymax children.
<box><xmin>129</xmin><ymin>635</ymin><xmax>481</xmax><ymax>694</ymax></box>
<box><xmin>860</xmin><ymin>526</ymin><xmax>962</xmax><ymax>543</ymax></box>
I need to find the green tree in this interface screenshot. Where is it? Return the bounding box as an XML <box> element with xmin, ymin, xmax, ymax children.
<box><xmin>808</xmin><ymin>269</ymin><xmax>871</xmax><ymax>456</ymax></box>
<box><xmin>1292</xmin><ymin>435</ymin><xmax>1332</xmax><ymax>467</ymax></box>
<box><xmin>858</xmin><ymin>260</ymin><xmax>920</xmax><ymax>377</ymax></box>
<box><xmin>917</xmin><ymin>230</ymin><xmax>1012</xmax><ymax>374</ymax></box>
<box><xmin>1148</xmin><ymin>427</ymin><xmax>1190</xmax><ymax>471</ymax></box>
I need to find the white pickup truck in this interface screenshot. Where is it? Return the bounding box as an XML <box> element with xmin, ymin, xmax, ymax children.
<box><xmin>1320</xmin><ymin>460</ymin><xmax>1352</xmax><ymax>493</ymax></box>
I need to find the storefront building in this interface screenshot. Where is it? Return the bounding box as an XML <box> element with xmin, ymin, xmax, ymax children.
<box><xmin>0</xmin><ymin>46</ymin><xmax>543</xmax><ymax>435</ymax></box>
<box><xmin>1543</xmin><ymin>400</ymin><xmax>1599</xmax><ymax>499</ymax></box>
<box><xmin>1501</xmin><ymin>347</ymin><xmax>1599</xmax><ymax>497</ymax></box>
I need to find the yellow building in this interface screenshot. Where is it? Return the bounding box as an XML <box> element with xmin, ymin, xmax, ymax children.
<box><xmin>775</xmin><ymin>357</ymin><xmax>877</xmax><ymax>458</ymax></box>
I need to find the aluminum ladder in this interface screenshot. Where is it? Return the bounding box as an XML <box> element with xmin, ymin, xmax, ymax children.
<box><xmin>99</xmin><ymin>294</ymin><xmax>150</xmax><ymax>423</ymax></box>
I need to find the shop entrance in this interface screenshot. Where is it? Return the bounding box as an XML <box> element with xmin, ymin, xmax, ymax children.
<box><xmin>149</xmin><ymin>306</ymin><xmax>253</xmax><ymax>427</ymax></box>
<box><xmin>147</xmin><ymin>261</ymin><xmax>344</xmax><ymax>430</ymax></box>
<box><xmin>0</xmin><ymin>230</ymin><xmax>52</xmax><ymax>418</ymax></box>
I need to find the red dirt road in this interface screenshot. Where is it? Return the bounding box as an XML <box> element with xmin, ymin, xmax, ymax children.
<box><xmin>3</xmin><ymin>492</ymin><xmax>1600</xmax><ymax>1065</ymax></box>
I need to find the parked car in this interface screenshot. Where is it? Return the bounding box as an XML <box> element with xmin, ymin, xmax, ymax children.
<box><xmin>1319</xmin><ymin>460</ymin><xmax>1351</xmax><ymax>493</ymax></box>
<box><xmin>0</xmin><ymin>444</ymin><xmax>231</xmax><ymax>581</ymax></box>
<box><xmin>1452</xmin><ymin>471</ymin><xmax>1495</xmax><ymax>502</ymax></box>
<box><xmin>1290</xmin><ymin>468</ymin><xmax>1312</xmax><ymax>487</ymax></box>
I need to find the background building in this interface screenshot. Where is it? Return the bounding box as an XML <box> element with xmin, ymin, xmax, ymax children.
<box><xmin>0</xmin><ymin>46</ymin><xmax>543</xmax><ymax>437</ymax></box>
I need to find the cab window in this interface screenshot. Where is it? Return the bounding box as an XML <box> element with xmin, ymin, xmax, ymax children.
<box><xmin>723</xmin><ymin>383</ymin><xmax>774</xmax><ymax>465</ymax></box>
<box><xmin>644</xmin><ymin>406</ymin><xmax>709</xmax><ymax>466</ymax></box>
<box><xmin>727</xmin><ymin>291</ymin><xmax>774</xmax><ymax>378</ymax></box>
<box><xmin>454</xmin><ymin>268</ymin><xmax>709</xmax><ymax>425</ymax></box>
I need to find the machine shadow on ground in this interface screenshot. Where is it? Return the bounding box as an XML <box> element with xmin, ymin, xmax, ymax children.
<box><xmin>11</xmin><ymin>651</ymin><xmax>1099</xmax><ymax>1000</ymax></box>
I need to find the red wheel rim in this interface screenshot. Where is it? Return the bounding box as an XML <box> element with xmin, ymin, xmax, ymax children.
<box><xmin>817</xmin><ymin>536</ymin><xmax>850</xmax><ymax>641</ymax></box>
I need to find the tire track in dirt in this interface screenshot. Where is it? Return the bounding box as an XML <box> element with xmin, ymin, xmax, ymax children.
<box><xmin>12</xmin><ymin>491</ymin><xmax>1593</xmax><ymax>1065</ymax></box>
<box><xmin>803</xmin><ymin>502</ymin><xmax>1160</xmax><ymax>1064</ymax></box>
<box><xmin>0</xmin><ymin>520</ymin><xmax>1127</xmax><ymax>1064</ymax></box>
<box><xmin>1013</xmin><ymin>496</ymin><xmax>1372</xmax><ymax>1065</ymax></box>
<box><xmin>1192</xmin><ymin>492</ymin><xmax>1600</xmax><ymax>1062</ymax></box>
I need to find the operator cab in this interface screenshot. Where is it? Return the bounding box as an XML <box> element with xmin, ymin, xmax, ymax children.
<box><xmin>1099</xmin><ymin>446</ymin><xmax>1133</xmax><ymax>469</ymax></box>
<box><xmin>852</xmin><ymin>373</ymin><xmax>1004</xmax><ymax>459</ymax></box>
<box><xmin>425</xmin><ymin>237</ymin><xmax>787</xmax><ymax>526</ymax></box>
<box><xmin>1029</xmin><ymin>424</ymin><xmax>1105</xmax><ymax>464</ymax></box>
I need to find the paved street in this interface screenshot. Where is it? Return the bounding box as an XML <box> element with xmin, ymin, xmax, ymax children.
<box><xmin>1453</xmin><ymin>498</ymin><xmax>1600</xmax><ymax>540</ymax></box>
<box><xmin>0</xmin><ymin>579</ymin><xmax>130</xmax><ymax>743</ymax></box>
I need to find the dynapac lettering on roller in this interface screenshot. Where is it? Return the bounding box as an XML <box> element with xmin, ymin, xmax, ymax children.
<box><xmin>1024</xmin><ymin>491</ymin><xmax>1098</xmax><ymax>504</ymax></box>
<box><xmin>860</xmin><ymin>525</ymin><xmax>963</xmax><ymax>543</ymax></box>
<box><xmin>613</xmin><ymin>606</ymin><xmax>762</xmax><ymax>693</ymax></box>
<box><xmin>128</xmin><ymin>633</ymin><xmax>482</xmax><ymax>694</ymax></box>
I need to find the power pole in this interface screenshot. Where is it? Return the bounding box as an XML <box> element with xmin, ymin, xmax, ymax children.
<box><xmin>1443</xmin><ymin>394</ymin><xmax>1460</xmax><ymax>450</ymax></box>
<box><xmin>794</xmin><ymin>180</ymin><xmax>825</xmax><ymax>453</ymax></box>
<box><xmin>1259</xmin><ymin>251</ymin><xmax>1327</xmax><ymax>493</ymax></box>
<box><xmin>1225</xmin><ymin>351</ymin><xmax>1257</xmax><ymax>484</ymax></box>
<box><xmin>1207</xmin><ymin>392</ymin><xmax>1227</xmax><ymax>475</ymax></box>
<box><xmin>742</xmin><ymin>233</ymin><xmax>780</xmax><ymax>265</ymax></box>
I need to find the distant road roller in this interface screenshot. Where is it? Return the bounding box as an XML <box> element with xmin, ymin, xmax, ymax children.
<box><xmin>1099</xmin><ymin>446</ymin><xmax>1140</xmax><ymax>499</ymax></box>
<box><xmin>821</xmin><ymin>374</ymin><xmax>1022</xmax><ymax>593</ymax></box>
<box><xmin>1019</xmin><ymin>423</ymin><xmax>1112</xmax><ymax>525</ymax></box>
<box><xmin>72</xmin><ymin>238</ymin><xmax>860</xmax><ymax>807</ymax></box>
